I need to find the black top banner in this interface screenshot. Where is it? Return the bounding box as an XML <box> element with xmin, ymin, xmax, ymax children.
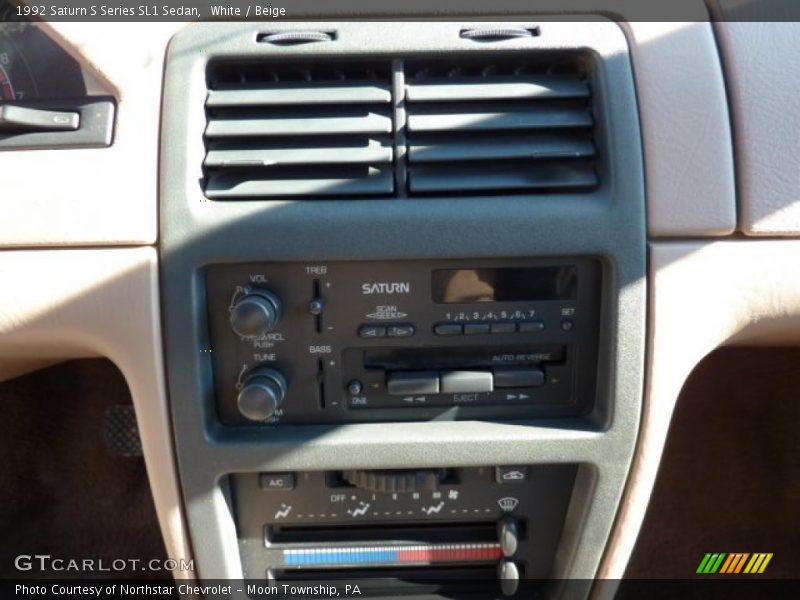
<box><xmin>3</xmin><ymin>0</ymin><xmax>800</xmax><ymax>22</ymax></box>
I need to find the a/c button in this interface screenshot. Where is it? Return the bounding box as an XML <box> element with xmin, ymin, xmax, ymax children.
<box><xmin>259</xmin><ymin>472</ymin><xmax>296</xmax><ymax>491</ymax></box>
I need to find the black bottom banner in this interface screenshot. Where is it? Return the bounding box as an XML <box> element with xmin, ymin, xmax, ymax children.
<box><xmin>4</xmin><ymin>579</ymin><xmax>800</xmax><ymax>600</ymax></box>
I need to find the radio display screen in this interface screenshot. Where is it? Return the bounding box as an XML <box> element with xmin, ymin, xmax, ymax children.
<box><xmin>432</xmin><ymin>266</ymin><xmax>577</xmax><ymax>304</ymax></box>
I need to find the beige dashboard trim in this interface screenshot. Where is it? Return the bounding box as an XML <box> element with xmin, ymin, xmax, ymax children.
<box><xmin>0</xmin><ymin>22</ymin><xmax>183</xmax><ymax>247</ymax></box>
<box><xmin>714</xmin><ymin>21</ymin><xmax>800</xmax><ymax>235</ymax></box>
<box><xmin>0</xmin><ymin>18</ymin><xmax>736</xmax><ymax>246</ymax></box>
<box><xmin>599</xmin><ymin>239</ymin><xmax>800</xmax><ymax>580</ymax></box>
<box><xmin>0</xmin><ymin>248</ymin><xmax>192</xmax><ymax>578</ymax></box>
<box><xmin>620</xmin><ymin>22</ymin><xmax>737</xmax><ymax>236</ymax></box>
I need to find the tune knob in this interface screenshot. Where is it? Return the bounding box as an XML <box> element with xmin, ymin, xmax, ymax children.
<box><xmin>230</xmin><ymin>289</ymin><xmax>282</xmax><ymax>338</ymax></box>
<box><xmin>236</xmin><ymin>368</ymin><xmax>288</xmax><ymax>422</ymax></box>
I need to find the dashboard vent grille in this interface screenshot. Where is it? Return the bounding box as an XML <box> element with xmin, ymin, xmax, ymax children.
<box><xmin>404</xmin><ymin>59</ymin><xmax>597</xmax><ymax>195</ymax></box>
<box><xmin>203</xmin><ymin>62</ymin><xmax>395</xmax><ymax>199</ymax></box>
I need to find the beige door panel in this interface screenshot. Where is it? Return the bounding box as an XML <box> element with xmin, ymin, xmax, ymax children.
<box><xmin>0</xmin><ymin>248</ymin><xmax>193</xmax><ymax>578</ymax></box>
<box><xmin>600</xmin><ymin>240</ymin><xmax>800</xmax><ymax>579</ymax></box>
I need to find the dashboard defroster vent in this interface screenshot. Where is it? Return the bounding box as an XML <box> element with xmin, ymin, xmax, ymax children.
<box><xmin>404</xmin><ymin>59</ymin><xmax>598</xmax><ymax>195</ymax></box>
<box><xmin>203</xmin><ymin>62</ymin><xmax>395</xmax><ymax>199</ymax></box>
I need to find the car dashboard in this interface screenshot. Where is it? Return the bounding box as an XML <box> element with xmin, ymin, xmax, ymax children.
<box><xmin>0</xmin><ymin>2</ymin><xmax>799</xmax><ymax>599</ymax></box>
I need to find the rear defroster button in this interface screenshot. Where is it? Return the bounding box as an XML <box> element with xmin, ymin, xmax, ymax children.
<box><xmin>496</xmin><ymin>466</ymin><xmax>529</xmax><ymax>484</ymax></box>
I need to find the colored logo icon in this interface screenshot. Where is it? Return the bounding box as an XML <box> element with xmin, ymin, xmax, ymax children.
<box><xmin>696</xmin><ymin>552</ymin><xmax>773</xmax><ymax>574</ymax></box>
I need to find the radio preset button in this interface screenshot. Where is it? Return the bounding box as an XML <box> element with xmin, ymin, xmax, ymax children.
<box><xmin>434</xmin><ymin>322</ymin><xmax>462</xmax><ymax>336</ymax></box>
<box><xmin>359</xmin><ymin>325</ymin><xmax>387</xmax><ymax>338</ymax></box>
<box><xmin>387</xmin><ymin>324</ymin><xmax>415</xmax><ymax>338</ymax></box>
<box><xmin>490</xmin><ymin>322</ymin><xmax>516</xmax><ymax>334</ymax></box>
<box><xmin>518</xmin><ymin>320</ymin><xmax>545</xmax><ymax>333</ymax></box>
<box><xmin>464</xmin><ymin>323</ymin><xmax>491</xmax><ymax>335</ymax></box>
<box><xmin>387</xmin><ymin>371</ymin><xmax>440</xmax><ymax>396</ymax></box>
<box><xmin>494</xmin><ymin>368</ymin><xmax>545</xmax><ymax>389</ymax></box>
<box><xmin>440</xmin><ymin>370</ymin><xmax>493</xmax><ymax>394</ymax></box>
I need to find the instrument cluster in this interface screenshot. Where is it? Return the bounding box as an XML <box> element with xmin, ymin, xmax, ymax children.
<box><xmin>0</xmin><ymin>5</ymin><xmax>87</xmax><ymax>102</ymax></box>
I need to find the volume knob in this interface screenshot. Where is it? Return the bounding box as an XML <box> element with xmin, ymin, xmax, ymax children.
<box><xmin>230</xmin><ymin>290</ymin><xmax>282</xmax><ymax>338</ymax></box>
<box><xmin>237</xmin><ymin>368</ymin><xmax>288</xmax><ymax>422</ymax></box>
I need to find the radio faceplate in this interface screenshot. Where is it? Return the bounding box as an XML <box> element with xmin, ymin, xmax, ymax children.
<box><xmin>205</xmin><ymin>258</ymin><xmax>601</xmax><ymax>425</ymax></box>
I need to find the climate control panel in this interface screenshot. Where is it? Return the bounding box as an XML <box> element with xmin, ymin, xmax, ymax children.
<box><xmin>204</xmin><ymin>257</ymin><xmax>601</xmax><ymax>425</ymax></box>
<box><xmin>232</xmin><ymin>464</ymin><xmax>578</xmax><ymax>597</ymax></box>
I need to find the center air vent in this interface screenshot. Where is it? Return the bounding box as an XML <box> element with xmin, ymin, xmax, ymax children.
<box><xmin>202</xmin><ymin>55</ymin><xmax>600</xmax><ymax>200</ymax></box>
<box><xmin>203</xmin><ymin>62</ymin><xmax>395</xmax><ymax>199</ymax></box>
<box><xmin>404</xmin><ymin>59</ymin><xmax>598</xmax><ymax>195</ymax></box>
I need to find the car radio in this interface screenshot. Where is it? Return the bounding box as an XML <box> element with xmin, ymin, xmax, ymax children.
<box><xmin>204</xmin><ymin>257</ymin><xmax>601</xmax><ymax>425</ymax></box>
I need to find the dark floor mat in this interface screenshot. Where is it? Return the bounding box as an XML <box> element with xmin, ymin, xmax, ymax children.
<box><xmin>0</xmin><ymin>360</ymin><xmax>168</xmax><ymax>579</ymax></box>
<box><xmin>623</xmin><ymin>346</ymin><xmax>800</xmax><ymax>580</ymax></box>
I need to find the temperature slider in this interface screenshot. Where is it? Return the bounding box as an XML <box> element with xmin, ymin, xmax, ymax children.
<box><xmin>282</xmin><ymin>542</ymin><xmax>503</xmax><ymax>569</ymax></box>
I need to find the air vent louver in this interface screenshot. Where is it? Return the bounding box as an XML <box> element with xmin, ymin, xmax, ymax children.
<box><xmin>203</xmin><ymin>62</ymin><xmax>395</xmax><ymax>199</ymax></box>
<box><xmin>202</xmin><ymin>56</ymin><xmax>599</xmax><ymax>200</ymax></box>
<box><xmin>404</xmin><ymin>60</ymin><xmax>598</xmax><ymax>195</ymax></box>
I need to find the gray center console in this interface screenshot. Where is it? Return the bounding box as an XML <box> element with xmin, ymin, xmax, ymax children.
<box><xmin>159</xmin><ymin>20</ymin><xmax>645</xmax><ymax>597</ymax></box>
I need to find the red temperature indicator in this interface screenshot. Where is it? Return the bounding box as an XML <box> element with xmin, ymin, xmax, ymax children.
<box><xmin>0</xmin><ymin>65</ymin><xmax>15</xmax><ymax>100</ymax></box>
